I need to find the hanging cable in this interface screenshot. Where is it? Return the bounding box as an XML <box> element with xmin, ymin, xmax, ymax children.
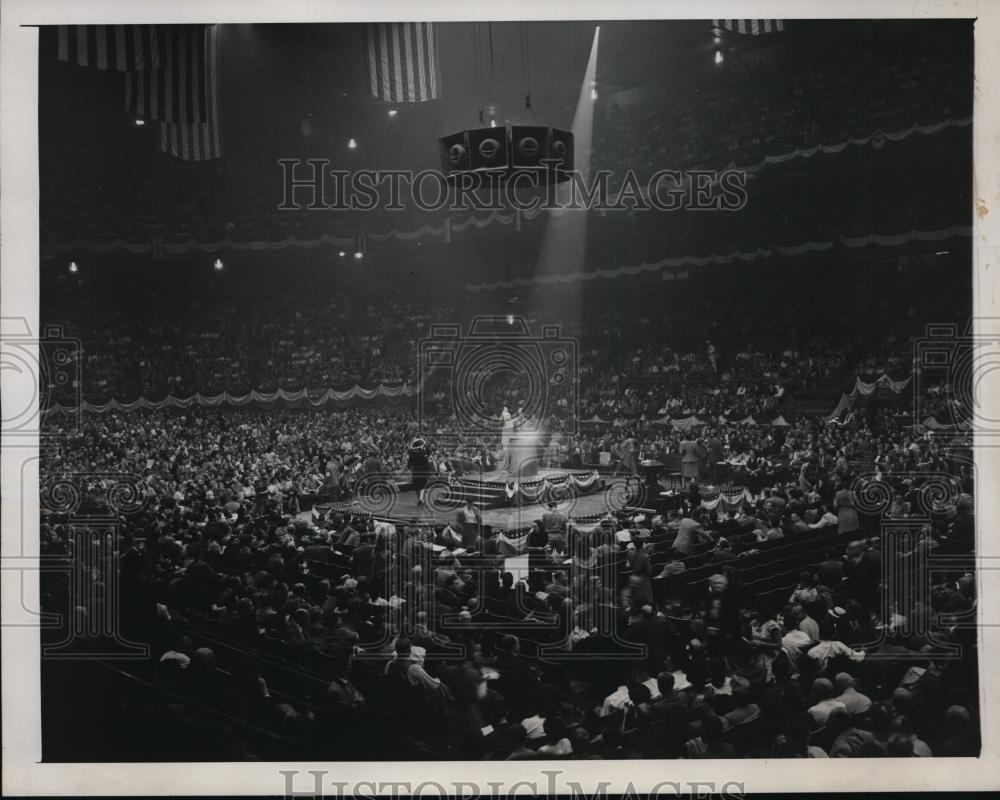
<box><xmin>521</xmin><ymin>22</ymin><xmax>531</xmax><ymax>109</ymax></box>
<box><xmin>521</xmin><ymin>22</ymin><xmax>539</xmax><ymax>120</ymax></box>
<box><xmin>487</xmin><ymin>22</ymin><xmax>496</xmax><ymax>90</ymax></box>
<box><xmin>473</xmin><ymin>23</ymin><xmax>484</xmax><ymax>124</ymax></box>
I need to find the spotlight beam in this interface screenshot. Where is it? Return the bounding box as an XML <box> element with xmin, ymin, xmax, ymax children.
<box><xmin>526</xmin><ymin>25</ymin><xmax>600</xmax><ymax>335</ymax></box>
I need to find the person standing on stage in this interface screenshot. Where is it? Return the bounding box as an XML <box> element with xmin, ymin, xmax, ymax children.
<box><xmin>679</xmin><ymin>434</ymin><xmax>704</xmax><ymax>485</ymax></box>
<box><xmin>706</xmin><ymin>430</ymin><xmax>725</xmax><ymax>484</ymax></box>
<box><xmin>407</xmin><ymin>438</ymin><xmax>431</xmax><ymax>507</ymax></box>
<box><xmin>500</xmin><ymin>406</ymin><xmax>516</xmax><ymax>474</ymax></box>
<box><xmin>619</xmin><ymin>432</ymin><xmax>639</xmax><ymax>476</ymax></box>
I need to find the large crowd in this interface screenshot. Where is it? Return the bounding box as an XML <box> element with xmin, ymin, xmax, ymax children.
<box><xmin>40</xmin><ymin>398</ymin><xmax>978</xmax><ymax>760</ymax></box>
<box><xmin>44</xmin><ymin>251</ymin><xmax>966</xmax><ymax>411</ymax></box>
<box><xmin>593</xmin><ymin>45</ymin><xmax>970</xmax><ymax>180</ymax></box>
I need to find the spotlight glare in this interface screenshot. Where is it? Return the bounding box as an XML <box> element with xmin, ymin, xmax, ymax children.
<box><xmin>714</xmin><ymin>49</ymin><xmax>724</xmax><ymax>65</ymax></box>
<box><xmin>354</xmin><ymin>251</ymin><xmax>363</xmax><ymax>260</ymax></box>
<box><xmin>348</xmin><ymin>137</ymin><xmax>358</xmax><ymax>149</ymax></box>
<box><xmin>213</xmin><ymin>258</ymin><xmax>224</xmax><ymax>271</ymax></box>
<box><xmin>134</xmin><ymin>118</ymin><xmax>145</xmax><ymax>127</ymax></box>
<box><xmin>506</xmin><ymin>314</ymin><xmax>515</xmax><ymax>325</ymax></box>
<box><xmin>68</xmin><ymin>261</ymin><xmax>78</xmax><ymax>274</ymax></box>
<box><xmin>338</xmin><ymin>250</ymin><xmax>346</xmax><ymax>257</ymax></box>
<box><xmin>387</xmin><ymin>108</ymin><xmax>398</xmax><ymax>118</ymax></box>
<box><xmin>590</xmin><ymin>87</ymin><xmax>598</xmax><ymax>100</ymax></box>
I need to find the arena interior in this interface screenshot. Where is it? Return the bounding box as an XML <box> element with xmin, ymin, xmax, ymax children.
<box><xmin>36</xmin><ymin>19</ymin><xmax>980</xmax><ymax>761</ymax></box>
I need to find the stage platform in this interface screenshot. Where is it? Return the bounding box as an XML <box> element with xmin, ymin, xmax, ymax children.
<box><xmin>448</xmin><ymin>466</ymin><xmax>607</xmax><ymax>510</ymax></box>
<box><xmin>313</xmin><ymin>469</ymin><xmax>636</xmax><ymax>532</ymax></box>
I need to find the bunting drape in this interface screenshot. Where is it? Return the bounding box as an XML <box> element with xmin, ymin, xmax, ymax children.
<box><xmin>45</xmin><ymin>114</ymin><xmax>971</xmax><ymax>259</ymax></box>
<box><xmin>44</xmin><ymin>384</ymin><xmax>414</xmax><ymax>415</ymax></box>
<box><xmin>827</xmin><ymin>373</ymin><xmax>913</xmax><ymax>419</ymax></box>
<box><xmin>497</xmin><ymin>471</ymin><xmax>603</xmax><ymax>503</ymax></box>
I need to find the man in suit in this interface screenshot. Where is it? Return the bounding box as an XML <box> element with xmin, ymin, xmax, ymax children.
<box><xmin>455</xmin><ymin>501</ymin><xmax>482</xmax><ymax>549</ymax></box>
<box><xmin>407</xmin><ymin>439</ymin><xmax>431</xmax><ymax>506</ymax></box>
<box><xmin>671</xmin><ymin>513</ymin><xmax>710</xmax><ymax>556</ymax></box>
<box><xmin>623</xmin><ymin>605</ymin><xmax>675</xmax><ymax>673</ymax></box>
<box><xmin>706</xmin><ymin>431</ymin><xmax>725</xmax><ymax>483</ymax></box>
<box><xmin>305</xmin><ymin>531</ymin><xmax>334</xmax><ymax>564</ymax></box>
<box><xmin>619</xmin><ymin>432</ymin><xmax>639</xmax><ymax>476</ymax></box>
<box><xmin>363</xmin><ymin>450</ymin><xmax>381</xmax><ymax>477</ymax></box>
<box><xmin>541</xmin><ymin>501</ymin><xmax>568</xmax><ymax>550</ymax></box>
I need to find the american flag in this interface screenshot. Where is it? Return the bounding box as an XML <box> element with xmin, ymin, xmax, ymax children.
<box><xmin>57</xmin><ymin>25</ymin><xmax>161</xmax><ymax>71</ymax></box>
<box><xmin>364</xmin><ymin>23</ymin><xmax>440</xmax><ymax>103</ymax></box>
<box><xmin>125</xmin><ymin>25</ymin><xmax>214</xmax><ymax>123</ymax></box>
<box><xmin>157</xmin><ymin>118</ymin><xmax>222</xmax><ymax>162</ymax></box>
<box><xmin>124</xmin><ymin>25</ymin><xmax>222</xmax><ymax>160</ymax></box>
<box><xmin>713</xmin><ymin>19</ymin><xmax>785</xmax><ymax>35</ymax></box>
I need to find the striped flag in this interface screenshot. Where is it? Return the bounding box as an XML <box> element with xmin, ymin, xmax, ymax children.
<box><xmin>157</xmin><ymin>119</ymin><xmax>221</xmax><ymax>161</ymax></box>
<box><xmin>125</xmin><ymin>25</ymin><xmax>213</xmax><ymax>123</ymax></box>
<box><xmin>57</xmin><ymin>25</ymin><xmax>161</xmax><ymax>70</ymax></box>
<box><xmin>713</xmin><ymin>19</ymin><xmax>785</xmax><ymax>35</ymax></box>
<box><xmin>364</xmin><ymin>23</ymin><xmax>440</xmax><ymax>102</ymax></box>
<box><xmin>128</xmin><ymin>25</ymin><xmax>222</xmax><ymax>161</ymax></box>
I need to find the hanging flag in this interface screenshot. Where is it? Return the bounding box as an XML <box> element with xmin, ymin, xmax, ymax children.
<box><xmin>442</xmin><ymin>217</ymin><xmax>452</xmax><ymax>243</ymax></box>
<box><xmin>713</xmin><ymin>19</ymin><xmax>785</xmax><ymax>35</ymax></box>
<box><xmin>125</xmin><ymin>25</ymin><xmax>213</xmax><ymax>123</ymax></box>
<box><xmin>57</xmin><ymin>25</ymin><xmax>161</xmax><ymax>70</ymax></box>
<box><xmin>145</xmin><ymin>26</ymin><xmax>222</xmax><ymax>160</ymax></box>
<box><xmin>364</xmin><ymin>23</ymin><xmax>440</xmax><ymax>102</ymax></box>
<box><xmin>157</xmin><ymin>120</ymin><xmax>221</xmax><ymax>161</ymax></box>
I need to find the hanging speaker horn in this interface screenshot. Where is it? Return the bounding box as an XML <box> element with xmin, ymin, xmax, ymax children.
<box><xmin>439</xmin><ymin>131</ymin><xmax>470</xmax><ymax>175</ymax></box>
<box><xmin>467</xmin><ymin>126</ymin><xmax>510</xmax><ymax>171</ymax></box>
<box><xmin>438</xmin><ymin>125</ymin><xmax>573</xmax><ymax>184</ymax></box>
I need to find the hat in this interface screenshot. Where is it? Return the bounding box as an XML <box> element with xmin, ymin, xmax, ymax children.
<box><xmin>410</xmin><ymin>438</ymin><xmax>426</xmax><ymax>450</ymax></box>
<box><xmin>160</xmin><ymin>650</ymin><xmax>191</xmax><ymax>669</ymax></box>
<box><xmin>521</xmin><ymin>716</ymin><xmax>546</xmax><ymax>740</ymax></box>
